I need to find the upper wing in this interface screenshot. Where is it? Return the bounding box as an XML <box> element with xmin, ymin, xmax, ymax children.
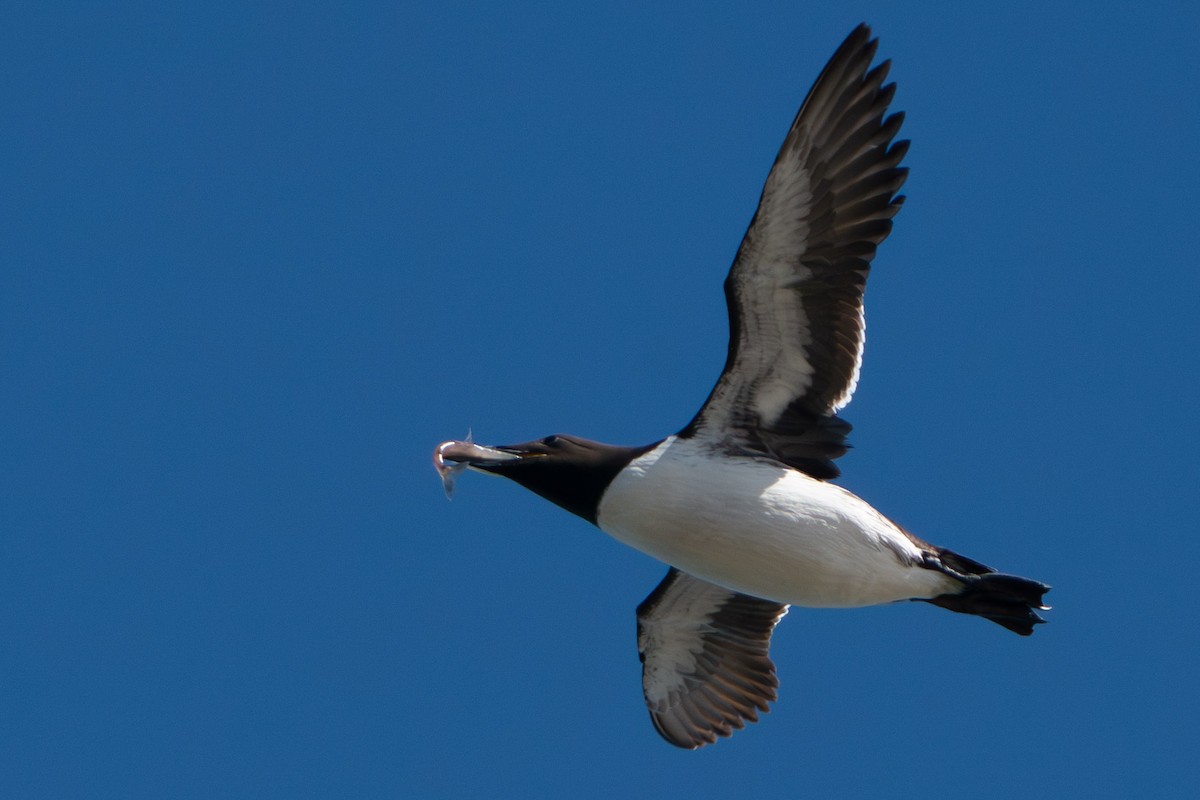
<box><xmin>636</xmin><ymin>568</ymin><xmax>788</xmax><ymax>749</ymax></box>
<box><xmin>680</xmin><ymin>24</ymin><xmax>909</xmax><ymax>479</ymax></box>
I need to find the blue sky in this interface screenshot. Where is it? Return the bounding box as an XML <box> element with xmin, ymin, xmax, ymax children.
<box><xmin>5</xmin><ymin>2</ymin><xmax>1199</xmax><ymax>797</ymax></box>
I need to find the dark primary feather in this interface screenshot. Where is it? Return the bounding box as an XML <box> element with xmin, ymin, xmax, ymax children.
<box><xmin>636</xmin><ymin>569</ymin><xmax>788</xmax><ymax>749</ymax></box>
<box><xmin>681</xmin><ymin>23</ymin><xmax>909</xmax><ymax>479</ymax></box>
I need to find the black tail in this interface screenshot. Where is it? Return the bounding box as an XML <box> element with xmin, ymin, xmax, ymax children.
<box><xmin>922</xmin><ymin>548</ymin><xmax>1051</xmax><ymax>636</ymax></box>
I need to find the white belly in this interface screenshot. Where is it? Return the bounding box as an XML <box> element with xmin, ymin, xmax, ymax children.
<box><xmin>596</xmin><ymin>437</ymin><xmax>957</xmax><ymax>607</ymax></box>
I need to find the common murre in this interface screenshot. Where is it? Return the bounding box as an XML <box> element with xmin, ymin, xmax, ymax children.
<box><xmin>434</xmin><ymin>24</ymin><xmax>1050</xmax><ymax>749</ymax></box>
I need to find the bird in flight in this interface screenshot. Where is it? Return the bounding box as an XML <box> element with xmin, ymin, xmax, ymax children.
<box><xmin>434</xmin><ymin>23</ymin><xmax>1049</xmax><ymax>749</ymax></box>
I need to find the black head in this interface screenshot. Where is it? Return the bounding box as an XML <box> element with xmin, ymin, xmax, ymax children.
<box><xmin>436</xmin><ymin>434</ymin><xmax>656</xmax><ymax>523</ymax></box>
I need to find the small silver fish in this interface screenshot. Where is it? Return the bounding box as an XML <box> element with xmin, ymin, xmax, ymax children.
<box><xmin>433</xmin><ymin>438</ymin><xmax>520</xmax><ymax>498</ymax></box>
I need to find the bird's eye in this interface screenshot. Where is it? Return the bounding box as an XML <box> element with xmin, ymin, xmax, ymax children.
<box><xmin>543</xmin><ymin>435</ymin><xmax>560</xmax><ymax>446</ymax></box>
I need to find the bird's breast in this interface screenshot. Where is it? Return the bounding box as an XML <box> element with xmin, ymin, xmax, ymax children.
<box><xmin>596</xmin><ymin>437</ymin><xmax>955</xmax><ymax>606</ymax></box>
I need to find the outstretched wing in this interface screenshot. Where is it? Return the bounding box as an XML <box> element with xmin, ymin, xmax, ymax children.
<box><xmin>681</xmin><ymin>24</ymin><xmax>908</xmax><ymax>479</ymax></box>
<box><xmin>636</xmin><ymin>568</ymin><xmax>788</xmax><ymax>749</ymax></box>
